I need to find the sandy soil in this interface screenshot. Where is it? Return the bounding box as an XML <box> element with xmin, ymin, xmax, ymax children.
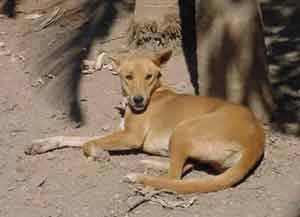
<box><xmin>0</xmin><ymin>1</ymin><xmax>300</xmax><ymax>217</ymax></box>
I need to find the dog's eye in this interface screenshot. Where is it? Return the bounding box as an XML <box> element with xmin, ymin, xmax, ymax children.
<box><xmin>145</xmin><ymin>74</ymin><xmax>152</xmax><ymax>80</ymax></box>
<box><xmin>157</xmin><ymin>72</ymin><xmax>161</xmax><ymax>78</ymax></box>
<box><xmin>125</xmin><ymin>75</ymin><xmax>133</xmax><ymax>80</ymax></box>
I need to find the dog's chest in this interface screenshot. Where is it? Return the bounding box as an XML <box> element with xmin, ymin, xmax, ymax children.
<box><xmin>142</xmin><ymin>128</ymin><xmax>172</xmax><ymax>156</ymax></box>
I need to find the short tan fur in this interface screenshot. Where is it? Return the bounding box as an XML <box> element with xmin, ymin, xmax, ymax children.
<box><xmin>81</xmin><ymin>50</ymin><xmax>265</xmax><ymax>193</ymax></box>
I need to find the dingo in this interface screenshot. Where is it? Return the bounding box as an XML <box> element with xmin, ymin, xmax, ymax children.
<box><xmin>27</xmin><ymin>50</ymin><xmax>264</xmax><ymax>193</ymax></box>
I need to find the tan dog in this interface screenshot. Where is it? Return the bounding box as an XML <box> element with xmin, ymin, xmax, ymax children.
<box><xmin>27</xmin><ymin>50</ymin><xmax>265</xmax><ymax>193</ymax></box>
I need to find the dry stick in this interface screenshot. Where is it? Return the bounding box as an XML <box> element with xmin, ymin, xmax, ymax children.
<box><xmin>127</xmin><ymin>188</ymin><xmax>196</xmax><ymax>213</ymax></box>
<box><xmin>127</xmin><ymin>190</ymin><xmax>171</xmax><ymax>212</ymax></box>
<box><xmin>35</xmin><ymin>7</ymin><xmax>65</xmax><ymax>31</ymax></box>
<box><xmin>151</xmin><ymin>196</ymin><xmax>197</xmax><ymax>209</ymax></box>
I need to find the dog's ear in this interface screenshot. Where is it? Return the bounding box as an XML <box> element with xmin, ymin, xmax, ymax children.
<box><xmin>152</xmin><ymin>49</ymin><xmax>172</xmax><ymax>66</ymax></box>
<box><xmin>109</xmin><ymin>56</ymin><xmax>120</xmax><ymax>75</ymax></box>
<box><xmin>110</xmin><ymin>56</ymin><xmax>120</xmax><ymax>67</ymax></box>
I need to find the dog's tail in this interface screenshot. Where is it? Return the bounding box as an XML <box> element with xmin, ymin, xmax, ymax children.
<box><xmin>137</xmin><ymin>124</ymin><xmax>265</xmax><ymax>194</ymax></box>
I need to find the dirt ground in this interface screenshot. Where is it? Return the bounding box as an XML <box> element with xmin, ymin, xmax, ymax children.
<box><xmin>0</xmin><ymin>1</ymin><xmax>300</xmax><ymax>217</ymax></box>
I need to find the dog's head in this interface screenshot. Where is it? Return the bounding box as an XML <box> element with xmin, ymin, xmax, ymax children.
<box><xmin>112</xmin><ymin>50</ymin><xmax>172</xmax><ymax>112</ymax></box>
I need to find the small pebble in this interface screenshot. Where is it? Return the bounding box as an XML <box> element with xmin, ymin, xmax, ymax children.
<box><xmin>0</xmin><ymin>50</ymin><xmax>11</xmax><ymax>56</ymax></box>
<box><xmin>83</xmin><ymin>60</ymin><xmax>95</xmax><ymax>68</ymax></box>
<box><xmin>103</xmin><ymin>63</ymin><xmax>114</xmax><ymax>71</ymax></box>
<box><xmin>101</xmin><ymin>124</ymin><xmax>111</xmax><ymax>132</ymax></box>
<box><xmin>95</xmin><ymin>52</ymin><xmax>106</xmax><ymax>70</ymax></box>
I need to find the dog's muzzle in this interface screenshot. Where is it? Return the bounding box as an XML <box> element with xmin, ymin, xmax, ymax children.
<box><xmin>131</xmin><ymin>95</ymin><xmax>146</xmax><ymax>111</ymax></box>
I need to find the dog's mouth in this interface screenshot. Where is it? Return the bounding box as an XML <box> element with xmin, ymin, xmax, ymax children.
<box><xmin>128</xmin><ymin>97</ymin><xmax>147</xmax><ymax>112</ymax></box>
<box><xmin>127</xmin><ymin>95</ymin><xmax>149</xmax><ymax>113</ymax></box>
<box><xmin>131</xmin><ymin>103</ymin><xmax>146</xmax><ymax>112</ymax></box>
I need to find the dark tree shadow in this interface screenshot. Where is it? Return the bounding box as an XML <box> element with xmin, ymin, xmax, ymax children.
<box><xmin>1</xmin><ymin>0</ymin><xmax>16</xmax><ymax>17</ymax></box>
<box><xmin>178</xmin><ymin>0</ymin><xmax>199</xmax><ymax>95</ymax></box>
<box><xmin>262</xmin><ymin>1</ymin><xmax>300</xmax><ymax>128</ymax></box>
<box><xmin>34</xmin><ymin>0</ymin><xmax>134</xmax><ymax>123</ymax></box>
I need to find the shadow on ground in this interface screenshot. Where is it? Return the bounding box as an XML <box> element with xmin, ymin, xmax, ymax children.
<box><xmin>262</xmin><ymin>1</ymin><xmax>300</xmax><ymax>128</ymax></box>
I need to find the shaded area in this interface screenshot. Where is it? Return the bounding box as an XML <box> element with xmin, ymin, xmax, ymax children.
<box><xmin>262</xmin><ymin>0</ymin><xmax>300</xmax><ymax>210</ymax></box>
<box><xmin>0</xmin><ymin>0</ymin><xmax>16</xmax><ymax>17</ymax></box>
<box><xmin>262</xmin><ymin>1</ymin><xmax>300</xmax><ymax>132</ymax></box>
<box><xmin>33</xmin><ymin>0</ymin><xmax>134</xmax><ymax>123</ymax></box>
<box><xmin>178</xmin><ymin>0</ymin><xmax>199</xmax><ymax>95</ymax></box>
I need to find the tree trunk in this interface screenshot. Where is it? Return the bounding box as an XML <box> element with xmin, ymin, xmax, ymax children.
<box><xmin>195</xmin><ymin>0</ymin><xmax>277</xmax><ymax>123</ymax></box>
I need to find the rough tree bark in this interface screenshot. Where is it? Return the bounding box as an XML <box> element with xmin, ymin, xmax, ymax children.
<box><xmin>195</xmin><ymin>0</ymin><xmax>277</xmax><ymax>122</ymax></box>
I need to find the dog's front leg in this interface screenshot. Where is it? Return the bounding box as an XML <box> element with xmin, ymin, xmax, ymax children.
<box><xmin>82</xmin><ymin>130</ymin><xmax>144</xmax><ymax>158</ymax></box>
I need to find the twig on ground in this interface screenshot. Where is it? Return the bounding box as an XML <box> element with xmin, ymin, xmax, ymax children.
<box><xmin>151</xmin><ymin>196</ymin><xmax>197</xmax><ymax>209</ymax></box>
<box><xmin>127</xmin><ymin>189</ymin><xmax>166</xmax><ymax>212</ymax></box>
<box><xmin>36</xmin><ymin>7</ymin><xmax>65</xmax><ymax>31</ymax></box>
<box><xmin>37</xmin><ymin>177</ymin><xmax>47</xmax><ymax>187</ymax></box>
<box><xmin>127</xmin><ymin>187</ymin><xmax>196</xmax><ymax>213</ymax></box>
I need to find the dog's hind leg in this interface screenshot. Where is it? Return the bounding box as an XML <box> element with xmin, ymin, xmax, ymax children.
<box><xmin>126</xmin><ymin>158</ymin><xmax>193</xmax><ymax>184</ymax></box>
<box><xmin>140</xmin><ymin>158</ymin><xmax>170</xmax><ymax>171</ymax></box>
<box><xmin>165</xmin><ymin>131</ymin><xmax>191</xmax><ymax>179</ymax></box>
<box><xmin>140</xmin><ymin>158</ymin><xmax>193</xmax><ymax>173</ymax></box>
<box><xmin>126</xmin><ymin>130</ymin><xmax>191</xmax><ymax>184</ymax></box>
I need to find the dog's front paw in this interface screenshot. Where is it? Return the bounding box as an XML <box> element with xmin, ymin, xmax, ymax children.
<box><xmin>25</xmin><ymin>138</ymin><xmax>58</xmax><ymax>155</ymax></box>
<box><xmin>82</xmin><ymin>142</ymin><xmax>109</xmax><ymax>161</ymax></box>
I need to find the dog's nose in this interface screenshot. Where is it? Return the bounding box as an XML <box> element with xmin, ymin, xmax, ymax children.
<box><xmin>133</xmin><ymin>95</ymin><xmax>144</xmax><ymax>105</ymax></box>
